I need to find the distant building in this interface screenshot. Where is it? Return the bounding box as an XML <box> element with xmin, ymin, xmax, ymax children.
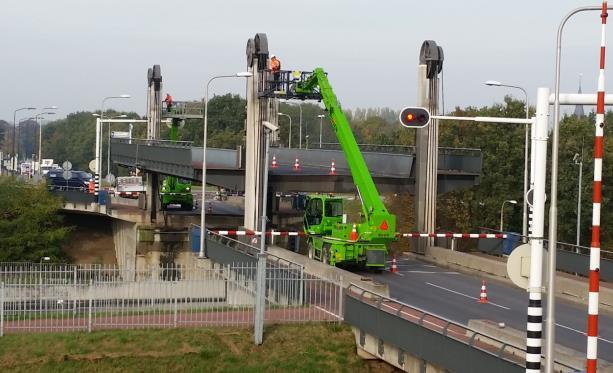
<box><xmin>574</xmin><ymin>73</ymin><xmax>585</xmax><ymax>118</ymax></box>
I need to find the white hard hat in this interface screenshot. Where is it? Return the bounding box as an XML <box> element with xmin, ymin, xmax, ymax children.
<box><xmin>271</xmin><ymin>54</ymin><xmax>276</xmax><ymax>58</ymax></box>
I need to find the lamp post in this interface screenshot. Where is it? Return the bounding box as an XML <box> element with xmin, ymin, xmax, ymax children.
<box><xmin>17</xmin><ymin>116</ymin><xmax>36</xmax><ymax>173</ymax></box>
<box><xmin>499</xmin><ymin>199</ymin><xmax>517</xmax><ymax>231</ymax></box>
<box><xmin>95</xmin><ymin>114</ymin><xmax>128</xmax><ymax>177</ymax></box>
<box><xmin>12</xmin><ymin>107</ymin><xmax>36</xmax><ymax>172</ymax></box>
<box><xmin>100</xmin><ymin>95</ymin><xmax>130</xmax><ymax>178</ymax></box>
<box><xmin>485</xmin><ymin>80</ymin><xmax>529</xmax><ymax>242</ymax></box>
<box><xmin>573</xmin><ymin>148</ymin><xmax>584</xmax><ymax>248</ymax></box>
<box><xmin>34</xmin><ymin>108</ymin><xmax>57</xmax><ymax>174</ymax></box>
<box><xmin>318</xmin><ymin>114</ymin><xmax>325</xmax><ymax>148</ymax></box>
<box><xmin>199</xmin><ymin>72</ymin><xmax>253</xmax><ymax>258</ymax></box>
<box><xmin>281</xmin><ymin>100</ymin><xmax>302</xmax><ymax>148</ymax></box>
<box><xmin>278</xmin><ymin>112</ymin><xmax>292</xmax><ymax>148</ymax></box>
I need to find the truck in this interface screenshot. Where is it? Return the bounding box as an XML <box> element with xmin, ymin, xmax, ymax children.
<box><xmin>290</xmin><ymin>68</ymin><xmax>397</xmax><ymax>268</ymax></box>
<box><xmin>116</xmin><ymin>176</ymin><xmax>144</xmax><ymax>198</ymax></box>
<box><xmin>40</xmin><ymin>159</ymin><xmax>55</xmax><ymax>175</ymax></box>
<box><xmin>160</xmin><ymin>117</ymin><xmax>194</xmax><ymax>210</ymax></box>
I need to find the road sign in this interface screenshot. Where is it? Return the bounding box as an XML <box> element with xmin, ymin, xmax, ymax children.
<box><xmin>507</xmin><ymin>243</ymin><xmax>548</xmax><ymax>289</ymax></box>
<box><xmin>399</xmin><ymin>107</ymin><xmax>430</xmax><ymax>128</ymax></box>
<box><xmin>88</xmin><ymin>160</ymin><xmax>97</xmax><ymax>173</ymax></box>
<box><xmin>62</xmin><ymin>170</ymin><xmax>72</xmax><ymax>180</ymax></box>
<box><xmin>105</xmin><ymin>173</ymin><xmax>116</xmax><ymax>185</ymax></box>
<box><xmin>62</xmin><ymin>161</ymin><xmax>72</xmax><ymax>171</ymax></box>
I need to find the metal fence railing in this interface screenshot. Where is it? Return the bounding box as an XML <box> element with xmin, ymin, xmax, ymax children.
<box><xmin>0</xmin><ymin>262</ymin><xmax>341</xmax><ymax>335</ymax></box>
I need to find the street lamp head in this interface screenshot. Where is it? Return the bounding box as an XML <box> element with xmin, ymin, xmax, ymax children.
<box><xmin>44</xmin><ymin>106</ymin><xmax>58</xmax><ymax>110</ymax></box>
<box><xmin>119</xmin><ymin>94</ymin><xmax>131</xmax><ymax>98</ymax></box>
<box><xmin>317</xmin><ymin>114</ymin><xmax>325</xmax><ymax>118</ymax></box>
<box><xmin>42</xmin><ymin>257</ymin><xmax>50</xmax><ymax>261</ymax></box>
<box><xmin>278</xmin><ymin>112</ymin><xmax>285</xmax><ymax>116</ymax></box>
<box><xmin>235</xmin><ymin>72</ymin><xmax>253</xmax><ymax>77</ymax></box>
<box><xmin>484</xmin><ymin>80</ymin><xmax>502</xmax><ymax>87</ymax></box>
<box><xmin>509</xmin><ymin>200</ymin><xmax>518</xmax><ymax>204</ymax></box>
<box><xmin>92</xmin><ymin>113</ymin><xmax>100</xmax><ymax>117</ymax></box>
<box><xmin>26</xmin><ymin>107</ymin><xmax>36</xmax><ymax>110</ymax></box>
<box><xmin>573</xmin><ymin>153</ymin><xmax>580</xmax><ymax>163</ymax></box>
<box><xmin>117</xmin><ymin>114</ymin><xmax>128</xmax><ymax>118</ymax></box>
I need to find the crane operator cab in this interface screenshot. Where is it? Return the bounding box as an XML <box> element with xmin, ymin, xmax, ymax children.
<box><xmin>304</xmin><ymin>195</ymin><xmax>345</xmax><ymax>236</ymax></box>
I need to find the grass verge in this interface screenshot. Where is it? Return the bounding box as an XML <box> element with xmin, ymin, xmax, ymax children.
<box><xmin>0</xmin><ymin>323</ymin><xmax>369</xmax><ymax>372</ymax></box>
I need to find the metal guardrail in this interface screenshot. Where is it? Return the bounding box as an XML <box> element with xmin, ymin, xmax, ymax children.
<box><xmin>317</xmin><ymin>142</ymin><xmax>482</xmax><ymax>157</ymax></box>
<box><xmin>344</xmin><ymin>284</ymin><xmax>579</xmax><ymax>373</ymax></box>
<box><xmin>114</xmin><ymin>138</ymin><xmax>194</xmax><ymax>148</ymax></box>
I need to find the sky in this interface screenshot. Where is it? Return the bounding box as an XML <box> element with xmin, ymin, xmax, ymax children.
<box><xmin>0</xmin><ymin>0</ymin><xmax>608</xmax><ymax>122</ymax></box>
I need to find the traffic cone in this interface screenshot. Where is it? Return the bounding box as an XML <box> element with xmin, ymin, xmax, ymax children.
<box><xmin>271</xmin><ymin>156</ymin><xmax>278</xmax><ymax>168</ymax></box>
<box><xmin>349</xmin><ymin>224</ymin><xmax>358</xmax><ymax>241</ymax></box>
<box><xmin>390</xmin><ymin>256</ymin><xmax>399</xmax><ymax>273</ymax></box>
<box><xmin>293</xmin><ymin>158</ymin><xmax>300</xmax><ymax>171</ymax></box>
<box><xmin>329</xmin><ymin>160</ymin><xmax>336</xmax><ymax>175</ymax></box>
<box><xmin>478</xmin><ymin>280</ymin><xmax>488</xmax><ymax>303</ymax></box>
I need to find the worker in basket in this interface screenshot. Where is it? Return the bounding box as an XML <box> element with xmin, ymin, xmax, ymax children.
<box><xmin>164</xmin><ymin>93</ymin><xmax>173</xmax><ymax>113</ymax></box>
<box><xmin>270</xmin><ymin>54</ymin><xmax>281</xmax><ymax>89</ymax></box>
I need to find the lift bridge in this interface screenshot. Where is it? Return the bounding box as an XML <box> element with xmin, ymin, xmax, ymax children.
<box><xmin>109</xmin><ymin>138</ymin><xmax>481</xmax><ymax>194</ymax></box>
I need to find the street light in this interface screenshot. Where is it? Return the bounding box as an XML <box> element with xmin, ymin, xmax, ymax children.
<box><xmin>317</xmin><ymin>114</ymin><xmax>325</xmax><ymax>148</ymax></box>
<box><xmin>199</xmin><ymin>72</ymin><xmax>253</xmax><ymax>258</ymax></box>
<box><xmin>281</xmin><ymin>100</ymin><xmax>302</xmax><ymax>148</ymax></box>
<box><xmin>12</xmin><ymin>107</ymin><xmax>36</xmax><ymax>172</ymax></box>
<box><xmin>34</xmin><ymin>109</ymin><xmax>57</xmax><ymax>174</ymax></box>
<box><xmin>278</xmin><ymin>113</ymin><xmax>292</xmax><ymax>148</ymax></box>
<box><xmin>573</xmin><ymin>149</ymin><xmax>583</xmax><ymax>248</ymax></box>
<box><xmin>100</xmin><ymin>95</ymin><xmax>131</xmax><ymax>177</ymax></box>
<box><xmin>499</xmin><ymin>199</ymin><xmax>517</xmax><ymax>231</ymax></box>
<box><xmin>485</xmin><ymin>80</ymin><xmax>529</xmax><ymax>243</ymax></box>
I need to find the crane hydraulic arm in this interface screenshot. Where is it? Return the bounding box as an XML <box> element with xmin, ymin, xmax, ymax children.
<box><xmin>298</xmin><ymin>68</ymin><xmax>389</xmax><ymax>222</ymax></box>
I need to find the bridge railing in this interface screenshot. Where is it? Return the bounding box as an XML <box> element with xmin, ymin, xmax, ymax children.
<box><xmin>316</xmin><ymin>142</ymin><xmax>481</xmax><ymax>156</ymax></box>
<box><xmin>344</xmin><ymin>284</ymin><xmax>579</xmax><ymax>373</ymax></box>
<box><xmin>113</xmin><ymin>138</ymin><xmax>194</xmax><ymax>148</ymax></box>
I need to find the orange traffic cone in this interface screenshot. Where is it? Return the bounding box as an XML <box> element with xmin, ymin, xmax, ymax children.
<box><xmin>478</xmin><ymin>280</ymin><xmax>488</xmax><ymax>303</ymax></box>
<box><xmin>329</xmin><ymin>160</ymin><xmax>336</xmax><ymax>175</ymax></box>
<box><xmin>349</xmin><ymin>224</ymin><xmax>358</xmax><ymax>241</ymax></box>
<box><xmin>390</xmin><ymin>257</ymin><xmax>399</xmax><ymax>273</ymax></box>
<box><xmin>293</xmin><ymin>158</ymin><xmax>300</xmax><ymax>171</ymax></box>
<box><xmin>271</xmin><ymin>156</ymin><xmax>278</xmax><ymax>168</ymax></box>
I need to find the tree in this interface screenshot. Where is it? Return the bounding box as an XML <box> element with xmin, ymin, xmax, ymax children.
<box><xmin>0</xmin><ymin>177</ymin><xmax>70</xmax><ymax>261</ymax></box>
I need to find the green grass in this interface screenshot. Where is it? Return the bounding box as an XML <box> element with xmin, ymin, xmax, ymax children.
<box><xmin>0</xmin><ymin>323</ymin><xmax>369</xmax><ymax>372</ymax></box>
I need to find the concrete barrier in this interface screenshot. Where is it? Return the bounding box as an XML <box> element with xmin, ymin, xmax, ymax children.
<box><xmin>407</xmin><ymin>246</ymin><xmax>613</xmax><ymax>313</ymax></box>
<box><xmin>468</xmin><ymin>319</ymin><xmax>612</xmax><ymax>372</ymax></box>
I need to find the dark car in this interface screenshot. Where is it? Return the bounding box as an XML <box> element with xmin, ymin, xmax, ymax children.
<box><xmin>46</xmin><ymin>170</ymin><xmax>92</xmax><ymax>191</ymax></box>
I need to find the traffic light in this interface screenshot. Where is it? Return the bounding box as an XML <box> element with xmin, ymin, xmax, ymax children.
<box><xmin>399</xmin><ymin>107</ymin><xmax>430</xmax><ymax>128</ymax></box>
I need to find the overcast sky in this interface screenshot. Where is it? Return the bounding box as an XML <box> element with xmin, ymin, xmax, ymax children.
<box><xmin>0</xmin><ymin>0</ymin><xmax>607</xmax><ymax>121</ymax></box>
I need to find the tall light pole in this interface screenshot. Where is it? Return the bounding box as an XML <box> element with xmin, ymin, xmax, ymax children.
<box><xmin>12</xmin><ymin>107</ymin><xmax>36</xmax><ymax>172</ymax></box>
<box><xmin>573</xmin><ymin>150</ymin><xmax>583</xmax><ymax>248</ymax></box>
<box><xmin>548</xmin><ymin>8</ymin><xmax>607</xmax><ymax>372</ymax></box>
<box><xmin>199</xmin><ymin>72</ymin><xmax>252</xmax><ymax>258</ymax></box>
<box><xmin>278</xmin><ymin>112</ymin><xmax>292</xmax><ymax>148</ymax></box>
<box><xmin>485</xmin><ymin>80</ymin><xmax>529</xmax><ymax>243</ymax></box>
<box><xmin>499</xmin><ymin>199</ymin><xmax>517</xmax><ymax>231</ymax></box>
<box><xmin>34</xmin><ymin>110</ymin><xmax>57</xmax><ymax>173</ymax></box>
<box><xmin>96</xmin><ymin>114</ymin><xmax>128</xmax><ymax>177</ymax></box>
<box><xmin>281</xmin><ymin>100</ymin><xmax>302</xmax><ymax>148</ymax></box>
<box><xmin>100</xmin><ymin>95</ymin><xmax>130</xmax><ymax>178</ymax></box>
<box><xmin>318</xmin><ymin>114</ymin><xmax>325</xmax><ymax>148</ymax></box>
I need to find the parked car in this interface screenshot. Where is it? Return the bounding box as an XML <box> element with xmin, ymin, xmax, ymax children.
<box><xmin>46</xmin><ymin>170</ymin><xmax>92</xmax><ymax>191</ymax></box>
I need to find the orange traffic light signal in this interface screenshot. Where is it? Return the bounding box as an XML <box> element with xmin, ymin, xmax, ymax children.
<box><xmin>399</xmin><ymin>107</ymin><xmax>430</xmax><ymax>128</ymax></box>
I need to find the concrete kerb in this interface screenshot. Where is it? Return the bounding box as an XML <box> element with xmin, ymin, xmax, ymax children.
<box><xmin>468</xmin><ymin>319</ymin><xmax>612</xmax><ymax>372</ymax></box>
<box><xmin>404</xmin><ymin>247</ymin><xmax>613</xmax><ymax>315</ymax></box>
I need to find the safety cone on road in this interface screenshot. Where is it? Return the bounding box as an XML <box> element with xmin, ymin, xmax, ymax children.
<box><xmin>390</xmin><ymin>257</ymin><xmax>399</xmax><ymax>273</ymax></box>
<box><xmin>293</xmin><ymin>158</ymin><xmax>300</xmax><ymax>171</ymax></box>
<box><xmin>271</xmin><ymin>156</ymin><xmax>278</xmax><ymax>168</ymax></box>
<box><xmin>349</xmin><ymin>224</ymin><xmax>358</xmax><ymax>241</ymax></box>
<box><xmin>478</xmin><ymin>280</ymin><xmax>488</xmax><ymax>303</ymax></box>
<box><xmin>329</xmin><ymin>160</ymin><xmax>336</xmax><ymax>175</ymax></box>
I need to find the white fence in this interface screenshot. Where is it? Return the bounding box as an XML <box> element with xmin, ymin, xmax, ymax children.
<box><xmin>0</xmin><ymin>262</ymin><xmax>342</xmax><ymax>335</ymax></box>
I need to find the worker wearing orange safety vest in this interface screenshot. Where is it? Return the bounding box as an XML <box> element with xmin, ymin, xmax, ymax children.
<box><xmin>270</xmin><ymin>55</ymin><xmax>281</xmax><ymax>87</ymax></box>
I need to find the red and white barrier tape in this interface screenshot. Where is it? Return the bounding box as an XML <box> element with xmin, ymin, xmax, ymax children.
<box><xmin>209</xmin><ymin>230</ymin><xmax>506</xmax><ymax>239</ymax></box>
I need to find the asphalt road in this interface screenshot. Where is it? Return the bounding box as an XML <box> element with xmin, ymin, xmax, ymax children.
<box><xmin>360</xmin><ymin>257</ymin><xmax>613</xmax><ymax>359</ymax></box>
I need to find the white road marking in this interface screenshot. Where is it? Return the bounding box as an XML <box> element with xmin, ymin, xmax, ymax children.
<box><xmin>555</xmin><ymin>322</ymin><xmax>613</xmax><ymax>345</ymax></box>
<box><xmin>425</xmin><ymin>282</ymin><xmax>511</xmax><ymax>310</ymax></box>
<box><xmin>422</xmin><ymin>265</ymin><xmax>436</xmax><ymax>268</ymax></box>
